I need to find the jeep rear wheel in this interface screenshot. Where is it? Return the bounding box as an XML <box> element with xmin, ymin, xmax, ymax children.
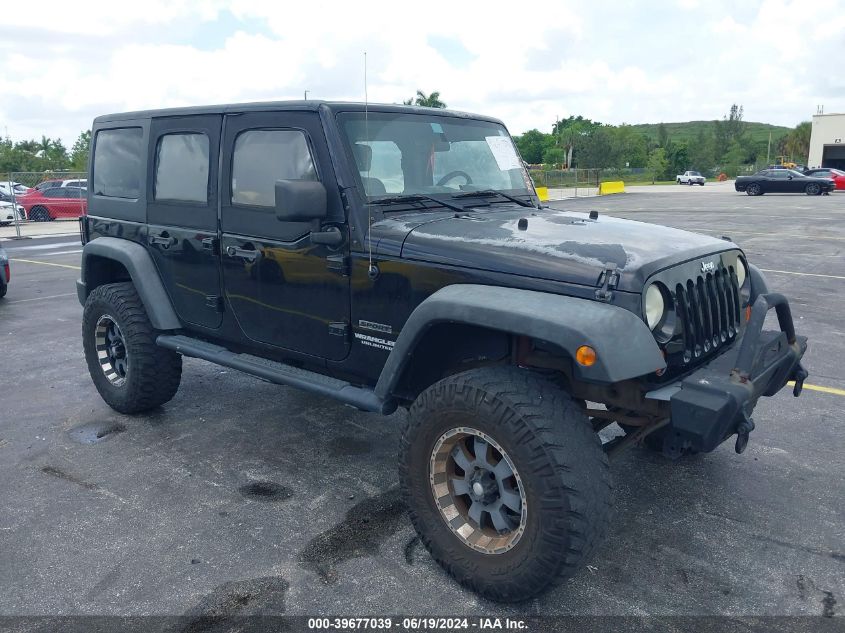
<box><xmin>83</xmin><ymin>282</ymin><xmax>182</xmax><ymax>414</ymax></box>
<box><xmin>400</xmin><ymin>367</ymin><xmax>612</xmax><ymax>602</ymax></box>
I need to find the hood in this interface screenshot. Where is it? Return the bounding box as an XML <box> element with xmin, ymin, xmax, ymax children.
<box><xmin>375</xmin><ymin>206</ymin><xmax>735</xmax><ymax>292</ymax></box>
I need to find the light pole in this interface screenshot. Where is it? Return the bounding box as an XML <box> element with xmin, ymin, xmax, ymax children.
<box><xmin>304</xmin><ymin>90</ymin><xmax>309</xmax><ymax>100</ymax></box>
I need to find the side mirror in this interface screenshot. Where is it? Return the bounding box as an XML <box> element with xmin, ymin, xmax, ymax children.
<box><xmin>274</xmin><ymin>180</ymin><xmax>327</xmax><ymax>222</ymax></box>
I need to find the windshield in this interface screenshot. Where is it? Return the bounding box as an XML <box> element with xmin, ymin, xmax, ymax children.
<box><xmin>689</xmin><ymin>171</ymin><xmax>701</xmax><ymax>176</ymax></box>
<box><xmin>337</xmin><ymin>112</ymin><xmax>532</xmax><ymax>200</ymax></box>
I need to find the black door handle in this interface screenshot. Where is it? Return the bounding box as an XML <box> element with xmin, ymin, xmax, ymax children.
<box><xmin>148</xmin><ymin>232</ymin><xmax>176</xmax><ymax>249</ymax></box>
<box><xmin>226</xmin><ymin>245</ymin><xmax>260</xmax><ymax>262</ymax></box>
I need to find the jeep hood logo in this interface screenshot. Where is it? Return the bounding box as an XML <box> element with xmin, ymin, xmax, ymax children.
<box><xmin>701</xmin><ymin>261</ymin><xmax>716</xmax><ymax>273</ymax></box>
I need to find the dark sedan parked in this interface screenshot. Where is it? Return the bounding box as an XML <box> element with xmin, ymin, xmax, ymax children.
<box><xmin>735</xmin><ymin>169</ymin><xmax>835</xmax><ymax>196</ymax></box>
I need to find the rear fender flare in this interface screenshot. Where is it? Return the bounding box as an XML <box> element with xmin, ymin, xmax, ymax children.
<box><xmin>77</xmin><ymin>237</ymin><xmax>181</xmax><ymax>331</ymax></box>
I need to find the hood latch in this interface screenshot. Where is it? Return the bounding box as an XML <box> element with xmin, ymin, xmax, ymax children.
<box><xmin>595</xmin><ymin>263</ymin><xmax>619</xmax><ymax>302</ymax></box>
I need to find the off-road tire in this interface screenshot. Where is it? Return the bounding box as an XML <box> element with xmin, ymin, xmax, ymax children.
<box><xmin>399</xmin><ymin>366</ymin><xmax>612</xmax><ymax>602</ymax></box>
<box><xmin>83</xmin><ymin>282</ymin><xmax>182</xmax><ymax>414</ymax></box>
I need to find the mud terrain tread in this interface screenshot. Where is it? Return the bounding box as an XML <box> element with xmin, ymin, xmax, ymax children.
<box><xmin>83</xmin><ymin>282</ymin><xmax>181</xmax><ymax>414</ymax></box>
<box><xmin>399</xmin><ymin>366</ymin><xmax>612</xmax><ymax>602</ymax></box>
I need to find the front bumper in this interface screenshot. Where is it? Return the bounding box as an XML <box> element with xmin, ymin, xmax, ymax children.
<box><xmin>649</xmin><ymin>293</ymin><xmax>807</xmax><ymax>456</ymax></box>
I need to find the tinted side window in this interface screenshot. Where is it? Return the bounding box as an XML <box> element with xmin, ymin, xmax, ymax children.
<box><xmin>154</xmin><ymin>133</ymin><xmax>210</xmax><ymax>203</ymax></box>
<box><xmin>93</xmin><ymin>127</ymin><xmax>144</xmax><ymax>198</ymax></box>
<box><xmin>43</xmin><ymin>188</ymin><xmax>63</xmax><ymax>198</ymax></box>
<box><xmin>231</xmin><ymin>130</ymin><xmax>317</xmax><ymax>207</ymax></box>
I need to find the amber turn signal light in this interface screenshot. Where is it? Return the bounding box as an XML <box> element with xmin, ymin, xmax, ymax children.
<box><xmin>745</xmin><ymin>305</ymin><xmax>752</xmax><ymax>322</ymax></box>
<box><xmin>576</xmin><ymin>345</ymin><xmax>597</xmax><ymax>367</ymax></box>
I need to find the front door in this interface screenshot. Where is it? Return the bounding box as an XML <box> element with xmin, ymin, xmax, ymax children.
<box><xmin>220</xmin><ymin>111</ymin><xmax>351</xmax><ymax>361</ymax></box>
<box><xmin>146</xmin><ymin>115</ymin><xmax>223</xmax><ymax>329</ymax></box>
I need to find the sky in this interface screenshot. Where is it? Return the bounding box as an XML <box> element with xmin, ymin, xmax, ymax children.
<box><xmin>0</xmin><ymin>0</ymin><xmax>843</xmax><ymax>147</ymax></box>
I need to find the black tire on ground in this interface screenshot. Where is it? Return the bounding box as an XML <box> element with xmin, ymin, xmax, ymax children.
<box><xmin>30</xmin><ymin>206</ymin><xmax>51</xmax><ymax>221</ymax></box>
<box><xmin>83</xmin><ymin>282</ymin><xmax>182</xmax><ymax>414</ymax></box>
<box><xmin>805</xmin><ymin>183</ymin><xmax>821</xmax><ymax>196</ymax></box>
<box><xmin>699</xmin><ymin>182</ymin><xmax>705</xmax><ymax>186</ymax></box>
<box><xmin>399</xmin><ymin>366</ymin><xmax>612</xmax><ymax>602</ymax></box>
<box><xmin>0</xmin><ymin>281</ymin><xmax>6</xmax><ymax>298</ymax></box>
<box><xmin>746</xmin><ymin>183</ymin><xmax>762</xmax><ymax>196</ymax></box>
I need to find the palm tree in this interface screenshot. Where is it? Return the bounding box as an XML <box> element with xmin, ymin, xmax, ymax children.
<box><xmin>404</xmin><ymin>90</ymin><xmax>447</xmax><ymax>108</ymax></box>
<box><xmin>784</xmin><ymin>122</ymin><xmax>811</xmax><ymax>164</ymax></box>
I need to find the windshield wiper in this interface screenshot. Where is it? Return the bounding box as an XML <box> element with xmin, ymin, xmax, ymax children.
<box><xmin>369</xmin><ymin>194</ymin><xmax>467</xmax><ymax>213</ymax></box>
<box><xmin>451</xmin><ymin>189</ymin><xmax>537</xmax><ymax>208</ymax></box>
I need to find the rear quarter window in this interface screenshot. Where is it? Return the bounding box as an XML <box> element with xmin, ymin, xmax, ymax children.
<box><xmin>93</xmin><ymin>127</ymin><xmax>144</xmax><ymax>199</ymax></box>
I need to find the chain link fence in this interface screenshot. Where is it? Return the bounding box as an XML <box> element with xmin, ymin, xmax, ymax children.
<box><xmin>1</xmin><ymin>171</ymin><xmax>86</xmax><ymax>238</ymax></box>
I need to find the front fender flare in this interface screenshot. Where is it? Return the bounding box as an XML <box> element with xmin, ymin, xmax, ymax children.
<box><xmin>77</xmin><ymin>237</ymin><xmax>181</xmax><ymax>331</ymax></box>
<box><xmin>374</xmin><ymin>284</ymin><xmax>665</xmax><ymax>399</ymax></box>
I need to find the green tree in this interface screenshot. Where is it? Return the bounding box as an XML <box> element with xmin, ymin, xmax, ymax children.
<box><xmin>541</xmin><ymin>146</ymin><xmax>567</xmax><ymax>166</ymax></box>
<box><xmin>667</xmin><ymin>141</ymin><xmax>690</xmax><ymax>176</ymax></box>
<box><xmin>514</xmin><ymin>129</ymin><xmax>551</xmax><ymax>164</ymax></box>
<box><xmin>612</xmin><ymin>125</ymin><xmax>648</xmax><ymax>168</ymax></box>
<box><xmin>404</xmin><ymin>90</ymin><xmax>446</xmax><ymax>108</ymax></box>
<box><xmin>657</xmin><ymin>122</ymin><xmax>669</xmax><ymax>148</ymax></box>
<box><xmin>784</xmin><ymin>121</ymin><xmax>811</xmax><ymax>164</ymax></box>
<box><xmin>71</xmin><ymin>130</ymin><xmax>92</xmax><ymax>170</ymax></box>
<box><xmin>689</xmin><ymin>128</ymin><xmax>714</xmax><ymax>172</ymax></box>
<box><xmin>647</xmin><ymin>148</ymin><xmax>669</xmax><ymax>183</ymax></box>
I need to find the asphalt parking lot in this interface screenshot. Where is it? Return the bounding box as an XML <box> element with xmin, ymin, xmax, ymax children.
<box><xmin>0</xmin><ymin>186</ymin><xmax>842</xmax><ymax>625</ymax></box>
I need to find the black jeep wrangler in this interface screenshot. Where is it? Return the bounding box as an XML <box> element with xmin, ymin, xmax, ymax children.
<box><xmin>77</xmin><ymin>101</ymin><xmax>808</xmax><ymax>602</ymax></box>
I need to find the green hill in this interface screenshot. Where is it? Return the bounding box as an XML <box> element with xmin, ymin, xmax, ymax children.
<box><xmin>629</xmin><ymin>120</ymin><xmax>791</xmax><ymax>145</ymax></box>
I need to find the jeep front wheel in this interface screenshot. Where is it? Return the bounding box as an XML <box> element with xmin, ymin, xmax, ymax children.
<box><xmin>399</xmin><ymin>367</ymin><xmax>612</xmax><ymax>602</ymax></box>
<box><xmin>83</xmin><ymin>282</ymin><xmax>182</xmax><ymax>414</ymax></box>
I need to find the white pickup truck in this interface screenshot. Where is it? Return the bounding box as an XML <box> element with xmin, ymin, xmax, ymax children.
<box><xmin>677</xmin><ymin>170</ymin><xmax>706</xmax><ymax>185</ymax></box>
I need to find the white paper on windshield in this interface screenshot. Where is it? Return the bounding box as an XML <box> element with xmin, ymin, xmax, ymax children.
<box><xmin>485</xmin><ymin>136</ymin><xmax>522</xmax><ymax>171</ymax></box>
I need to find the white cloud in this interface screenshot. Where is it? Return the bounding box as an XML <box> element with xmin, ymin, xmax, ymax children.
<box><xmin>0</xmin><ymin>0</ymin><xmax>842</xmax><ymax>146</ymax></box>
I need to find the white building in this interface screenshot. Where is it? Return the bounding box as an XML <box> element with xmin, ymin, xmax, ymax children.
<box><xmin>808</xmin><ymin>113</ymin><xmax>845</xmax><ymax>170</ymax></box>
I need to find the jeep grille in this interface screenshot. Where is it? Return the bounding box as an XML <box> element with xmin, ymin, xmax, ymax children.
<box><xmin>673</xmin><ymin>266</ymin><xmax>741</xmax><ymax>364</ymax></box>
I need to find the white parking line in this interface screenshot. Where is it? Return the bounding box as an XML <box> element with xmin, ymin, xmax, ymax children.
<box><xmin>36</xmin><ymin>249</ymin><xmax>83</xmax><ymax>256</ymax></box>
<box><xmin>4</xmin><ymin>241</ymin><xmax>79</xmax><ymax>251</ymax></box>
<box><xmin>759</xmin><ymin>268</ymin><xmax>845</xmax><ymax>280</ymax></box>
<box><xmin>7</xmin><ymin>292</ymin><xmax>77</xmax><ymax>304</ymax></box>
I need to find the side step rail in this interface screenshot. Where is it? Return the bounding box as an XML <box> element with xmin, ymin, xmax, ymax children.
<box><xmin>157</xmin><ymin>334</ymin><xmax>397</xmax><ymax>415</ymax></box>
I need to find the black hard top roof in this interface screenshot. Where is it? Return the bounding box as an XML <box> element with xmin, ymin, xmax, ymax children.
<box><xmin>94</xmin><ymin>100</ymin><xmax>505</xmax><ymax>126</ymax></box>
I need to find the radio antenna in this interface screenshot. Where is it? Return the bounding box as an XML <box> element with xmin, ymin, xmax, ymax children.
<box><xmin>364</xmin><ymin>51</ymin><xmax>375</xmax><ymax>277</ymax></box>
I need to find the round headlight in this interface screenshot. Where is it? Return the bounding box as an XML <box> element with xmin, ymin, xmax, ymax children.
<box><xmin>645</xmin><ymin>283</ymin><xmax>666</xmax><ymax>330</ymax></box>
<box><xmin>735</xmin><ymin>258</ymin><xmax>747</xmax><ymax>287</ymax></box>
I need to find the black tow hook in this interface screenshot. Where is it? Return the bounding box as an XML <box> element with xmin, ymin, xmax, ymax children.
<box><xmin>735</xmin><ymin>413</ymin><xmax>755</xmax><ymax>454</ymax></box>
<box><xmin>792</xmin><ymin>364</ymin><xmax>809</xmax><ymax>397</ymax></box>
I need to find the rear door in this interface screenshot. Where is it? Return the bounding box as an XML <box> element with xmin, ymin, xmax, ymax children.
<box><xmin>220</xmin><ymin>110</ymin><xmax>351</xmax><ymax>360</ymax></box>
<box><xmin>146</xmin><ymin>115</ymin><xmax>223</xmax><ymax>330</ymax></box>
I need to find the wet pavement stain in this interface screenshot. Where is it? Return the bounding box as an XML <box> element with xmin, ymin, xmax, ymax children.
<box><xmin>822</xmin><ymin>591</ymin><xmax>837</xmax><ymax>618</ymax></box>
<box><xmin>299</xmin><ymin>487</ymin><xmax>407</xmax><ymax>584</ymax></box>
<box><xmin>40</xmin><ymin>466</ymin><xmax>97</xmax><ymax>490</ymax></box>
<box><xmin>327</xmin><ymin>436</ymin><xmax>372</xmax><ymax>457</ymax></box>
<box><xmin>68</xmin><ymin>421</ymin><xmax>126</xmax><ymax>445</ymax></box>
<box><xmin>238</xmin><ymin>481</ymin><xmax>293</xmax><ymax>502</ymax></box>
<box><xmin>180</xmin><ymin>576</ymin><xmax>289</xmax><ymax>633</ymax></box>
<box><xmin>404</xmin><ymin>536</ymin><xmax>421</xmax><ymax>565</ymax></box>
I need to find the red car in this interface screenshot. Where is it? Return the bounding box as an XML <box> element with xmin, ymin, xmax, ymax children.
<box><xmin>804</xmin><ymin>168</ymin><xmax>845</xmax><ymax>191</ymax></box>
<box><xmin>18</xmin><ymin>187</ymin><xmax>87</xmax><ymax>221</ymax></box>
